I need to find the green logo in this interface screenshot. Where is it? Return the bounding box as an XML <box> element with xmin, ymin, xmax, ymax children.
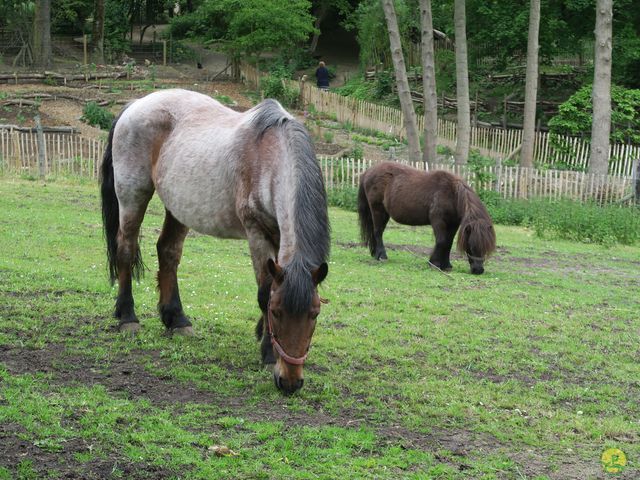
<box><xmin>601</xmin><ymin>448</ymin><xmax>626</xmax><ymax>474</ymax></box>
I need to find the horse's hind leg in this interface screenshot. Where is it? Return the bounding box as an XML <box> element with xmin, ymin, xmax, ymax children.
<box><xmin>157</xmin><ymin>209</ymin><xmax>192</xmax><ymax>335</ymax></box>
<box><xmin>115</xmin><ymin>201</ymin><xmax>152</xmax><ymax>332</ymax></box>
<box><xmin>370</xmin><ymin>204</ymin><xmax>390</xmax><ymax>260</ymax></box>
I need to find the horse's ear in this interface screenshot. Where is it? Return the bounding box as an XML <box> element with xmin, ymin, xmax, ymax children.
<box><xmin>312</xmin><ymin>262</ymin><xmax>328</xmax><ymax>285</ymax></box>
<box><xmin>267</xmin><ymin>258</ymin><xmax>284</xmax><ymax>282</ymax></box>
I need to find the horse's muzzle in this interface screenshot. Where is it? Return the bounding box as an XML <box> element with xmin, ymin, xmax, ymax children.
<box><xmin>274</xmin><ymin>373</ymin><xmax>304</xmax><ymax>395</ymax></box>
<box><xmin>471</xmin><ymin>265</ymin><xmax>484</xmax><ymax>275</ymax></box>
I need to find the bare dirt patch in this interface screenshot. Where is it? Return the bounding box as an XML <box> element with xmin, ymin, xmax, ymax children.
<box><xmin>0</xmin><ymin>422</ymin><xmax>175</xmax><ymax>479</ymax></box>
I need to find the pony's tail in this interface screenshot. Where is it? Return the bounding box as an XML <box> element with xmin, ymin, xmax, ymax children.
<box><xmin>357</xmin><ymin>176</ymin><xmax>376</xmax><ymax>256</ymax></box>
<box><xmin>456</xmin><ymin>182</ymin><xmax>497</xmax><ymax>256</ymax></box>
<box><xmin>100</xmin><ymin>106</ymin><xmax>144</xmax><ymax>285</ymax></box>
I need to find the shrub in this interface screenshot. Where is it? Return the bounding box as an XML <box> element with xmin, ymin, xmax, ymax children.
<box><xmin>327</xmin><ymin>187</ymin><xmax>358</xmax><ymax>211</ymax></box>
<box><xmin>478</xmin><ymin>192</ymin><xmax>640</xmax><ymax>246</ymax></box>
<box><xmin>260</xmin><ymin>75</ymin><xmax>299</xmax><ymax>109</ymax></box>
<box><xmin>81</xmin><ymin>102</ymin><xmax>114</xmax><ymax>130</ymax></box>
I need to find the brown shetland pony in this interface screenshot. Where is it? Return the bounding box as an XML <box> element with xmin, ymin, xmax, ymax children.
<box><xmin>100</xmin><ymin>89</ymin><xmax>330</xmax><ymax>394</ymax></box>
<box><xmin>358</xmin><ymin>161</ymin><xmax>496</xmax><ymax>274</ymax></box>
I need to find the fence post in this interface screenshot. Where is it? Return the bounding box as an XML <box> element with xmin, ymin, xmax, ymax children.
<box><xmin>634</xmin><ymin>159</ymin><xmax>640</xmax><ymax>205</ymax></box>
<box><xmin>35</xmin><ymin>115</ymin><xmax>46</xmax><ymax>179</ymax></box>
<box><xmin>83</xmin><ymin>34</ymin><xmax>88</xmax><ymax>65</ymax></box>
<box><xmin>163</xmin><ymin>40</ymin><xmax>167</xmax><ymax>66</ymax></box>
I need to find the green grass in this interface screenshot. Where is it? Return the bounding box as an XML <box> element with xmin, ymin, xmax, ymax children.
<box><xmin>0</xmin><ymin>177</ymin><xmax>638</xmax><ymax>479</ymax></box>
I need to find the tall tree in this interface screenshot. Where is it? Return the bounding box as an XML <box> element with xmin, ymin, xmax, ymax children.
<box><xmin>91</xmin><ymin>0</ymin><xmax>105</xmax><ymax>64</ymax></box>
<box><xmin>589</xmin><ymin>0</ymin><xmax>613</xmax><ymax>176</ymax></box>
<box><xmin>419</xmin><ymin>0</ymin><xmax>437</xmax><ymax>166</ymax></box>
<box><xmin>453</xmin><ymin>0</ymin><xmax>469</xmax><ymax>165</ymax></box>
<box><xmin>382</xmin><ymin>0</ymin><xmax>421</xmax><ymax>162</ymax></box>
<box><xmin>309</xmin><ymin>0</ymin><xmax>352</xmax><ymax>53</ymax></box>
<box><xmin>33</xmin><ymin>0</ymin><xmax>52</xmax><ymax>68</ymax></box>
<box><xmin>520</xmin><ymin>0</ymin><xmax>540</xmax><ymax>168</ymax></box>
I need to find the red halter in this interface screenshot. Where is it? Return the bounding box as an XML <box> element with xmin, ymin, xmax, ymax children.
<box><xmin>267</xmin><ymin>296</ymin><xmax>309</xmax><ymax>366</ymax></box>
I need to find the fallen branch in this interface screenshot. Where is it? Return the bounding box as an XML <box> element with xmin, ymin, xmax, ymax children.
<box><xmin>0</xmin><ymin>124</ymin><xmax>77</xmax><ymax>133</ymax></box>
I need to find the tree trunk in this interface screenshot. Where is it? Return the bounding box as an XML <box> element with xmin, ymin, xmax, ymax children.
<box><xmin>91</xmin><ymin>0</ymin><xmax>105</xmax><ymax>64</ymax></box>
<box><xmin>382</xmin><ymin>0</ymin><xmax>422</xmax><ymax>162</ymax></box>
<box><xmin>33</xmin><ymin>0</ymin><xmax>52</xmax><ymax>69</ymax></box>
<box><xmin>453</xmin><ymin>0</ymin><xmax>470</xmax><ymax>165</ymax></box>
<box><xmin>520</xmin><ymin>0</ymin><xmax>540</xmax><ymax>168</ymax></box>
<box><xmin>419</xmin><ymin>0</ymin><xmax>437</xmax><ymax>167</ymax></box>
<box><xmin>589</xmin><ymin>0</ymin><xmax>613</xmax><ymax>176</ymax></box>
<box><xmin>309</xmin><ymin>4</ymin><xmax>328</xmax><ymax>54</ymax></box>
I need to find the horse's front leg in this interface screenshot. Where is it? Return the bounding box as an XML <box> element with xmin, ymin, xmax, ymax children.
<box><xmin>245</xmin><ymin>226</ymin><xmax>278</xmax><ymax>365</ymax></box>
<box><xmin>156</xmin><ymin>209</ymin><xmax>192</xmax><ymax>335</ymax></box>
<box><xmin>429</xmin><ymin>220</ymin><xmax>457</xmax><ymax>271</ymax></box>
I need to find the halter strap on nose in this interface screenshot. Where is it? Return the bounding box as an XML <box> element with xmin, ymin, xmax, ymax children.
<box><xmin>267</xmin><ymin>296</ymin><xmax>309</xmax><ymax>366</ymax></box>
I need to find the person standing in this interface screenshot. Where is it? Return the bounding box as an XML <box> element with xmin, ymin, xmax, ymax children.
<box><xmin>315</xmin><ymin>61</ymin><xmax>330</xmax><ymax>90</ymax></box>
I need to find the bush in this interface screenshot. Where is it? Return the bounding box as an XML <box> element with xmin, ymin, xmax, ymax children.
<box><xmin>81</xmin><ymin>102</ymin><xmax>114</xmax><ymax>130</ymax></box>
<box><xmin>327</xmin><ymin>187</ymin><xmax>358</xmax><ymax>211</ymax></box>
<box><xmin>478</xmin><ymin>192</ymin><xmax>640</xmax><ymax>246</ymax></box>
<box><xmin>260</xmin><ymin>75</ymin><xmax>299</xmax><ymax>109</ymax></box>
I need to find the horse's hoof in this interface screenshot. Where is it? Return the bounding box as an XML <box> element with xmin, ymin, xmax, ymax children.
<box><xmin>119</xmin><ymin>322</ymin><xmax>140</xmax><ymax>334</ymax></box>
<box><xmin>171</xmin><ymin>326</ymin><xmax>194</xmax><ymax>337</ymax></box>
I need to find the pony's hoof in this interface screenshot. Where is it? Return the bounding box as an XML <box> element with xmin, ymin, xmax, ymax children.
<box><xmin>171</xmin><ymin>326</ymin><xmax>194</xmax><ymax>337</ymax></box>
<box><xmin>119</xmin><ymin>322</ymin><xmax>140</xmax><ymax>334</ymax></box>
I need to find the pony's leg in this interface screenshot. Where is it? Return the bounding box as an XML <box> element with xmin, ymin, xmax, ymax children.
<box><xmin>156</xmin><ymin>209</ymin><xmax>192</xmax><ymax>335</ymax></box>
<box><xmin>245</xmin><ymin>227</ymin><xmax>278</xmax><ymax>365</ymax></box>
<box><xmin>429</xmin><ymin>221</ymin><xmax>458</xmax><ymax>271</ymax></box>
<box><xmin>370</xmin><ymin>205</ymin><xmax>390</xmax><ymax>260</ymax></box>
<box><xmin>114</xmin><ymin>201</ymin><xmax>151</xmax><ymax>332</ymax></box>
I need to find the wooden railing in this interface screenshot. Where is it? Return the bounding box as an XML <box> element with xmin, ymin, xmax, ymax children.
<box><xmin>1</xmin><ymin>127</ymin><xmax>636</xmax><ymax>204</ymax></box>
<box><xmin>318</xmin><ymin>156</ymin><xmax>638</xmax><ymax>204</ymax></box>
<box><xmin>0</xmin><ymin>129</ymin><xmax>104</xmax><ymax>179</ymax></box>
<box><xmin>240</xmin><ymin>62</ymin><xmax>640</xmax><ymax>178</ymax></box>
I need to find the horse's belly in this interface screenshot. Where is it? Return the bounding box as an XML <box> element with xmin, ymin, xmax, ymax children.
<box><xmin>155</xmin><ymin>162</ymin><xmax>246</xmax><ymax>239</ymax></box>
<box><xmin>385</xmin><ymin>202</ymin><xmax>429</xmax><ymax>226</ymax></box>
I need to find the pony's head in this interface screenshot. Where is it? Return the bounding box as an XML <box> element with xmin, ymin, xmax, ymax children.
<box><xmin>266</xmin><ymin>258</ymin><xmax>328</xmax><ymax>394</ymax></box>
<box><xmin>457</xmin><ymin>220</ymin><xmax>496</xmax><ymax>275</ymax></box>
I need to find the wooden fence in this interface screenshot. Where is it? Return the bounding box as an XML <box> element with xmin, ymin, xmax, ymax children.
<box><xmin>1</xmin><ymin>129</ymin><xmax>637</xmax><ymax>204</ymax></box>
<box><xmin>318</xmin><ymin>156</ymin><xmax>638</xmax><ymax>204</ymax></box>
<box><xmin>240</xmin><ymin>63</ymin><xmax>640</xmax><ymax>178</ymax></box>
<box><xmin>0</xmin><ymin>129</ymin><xmax>104</xmax><ymax>179</ymax></box>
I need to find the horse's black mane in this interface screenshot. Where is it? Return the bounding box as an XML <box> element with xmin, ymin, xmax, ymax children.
<box><xmin>249</xmin><ymin>100</ymin><xmax>331</xmax><ymax>315</ymax></box>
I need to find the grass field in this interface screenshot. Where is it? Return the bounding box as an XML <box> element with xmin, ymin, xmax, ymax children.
<box><xmin>0</xmin><ymin>177</ymin><xmax>638</xmax><ymax>479</ymax></box>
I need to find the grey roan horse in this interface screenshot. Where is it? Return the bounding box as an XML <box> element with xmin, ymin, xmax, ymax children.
<box><xmin>100</xmin><ymin>89</ymin><xmax>330</xmax><ymax>394</ymax></box>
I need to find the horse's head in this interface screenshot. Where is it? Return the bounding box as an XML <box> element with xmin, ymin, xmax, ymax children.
<box><xmin>458</xmin><ymin>220</ymin><xmax>496</xmax><ymax>275</ymax></box>
<box><xmin>466</xmin><ymin>251</ymin><xmax>485</xmax><ymax>275</ymax></box>
<box><xmin>266</xmin><ymin>259</ymin><xmax>328</xmax><ymax>395</ymax></box>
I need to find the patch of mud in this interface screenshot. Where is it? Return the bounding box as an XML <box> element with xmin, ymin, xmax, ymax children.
<box><xmin>0</xmin><ymin>423</ymin><xmax>175</xmax><ymax>479</ymax></box>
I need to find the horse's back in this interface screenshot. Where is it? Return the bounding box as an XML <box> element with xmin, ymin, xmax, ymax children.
<box><xmin>362</xmin><ymin>162</ymin><xmax>461</xmax><ymax>226</ymax></box>
<box><xmin>112</xmin><ymin>89</ymin><xmax>247</xmax><ymax>237</ymax></box>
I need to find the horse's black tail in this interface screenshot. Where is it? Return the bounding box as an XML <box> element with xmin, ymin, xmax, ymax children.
<box><xmin>357</xmin><ymin>175</ymin><xmax>376</xmax><ymax>256</ymax></box>
<box><xmin>100</xmin><ymin>117</ymin><xmax>120</xmax><ymax>285</ymax></box>
<box><xmin>100</xmin><ymin>105</ymin><xmax>143</xmax><ymax>285</ymax></box>
<box><xmin>456</xmin><ymin>181</ymin><xmax>497</xmax><ymax>257</ymax></box>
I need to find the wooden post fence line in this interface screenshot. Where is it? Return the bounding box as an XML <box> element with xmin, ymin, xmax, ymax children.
<box><xmin>239</xmin><ymin>62</ymin><xmax>640</xmax><ymax>178</ymax></box>
<box><xmin>0</xmin><ymin>130</ymin><xmax>635</xmax><ymax>204</ymax></box>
